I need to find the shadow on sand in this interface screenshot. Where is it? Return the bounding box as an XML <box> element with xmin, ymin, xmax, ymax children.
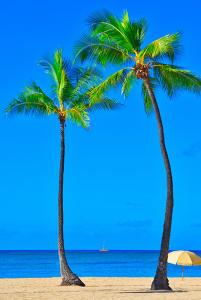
<box><xmin>118</xmin><ymin>289</ymin><xmax>187</xmax><ymax>294</ymax></box>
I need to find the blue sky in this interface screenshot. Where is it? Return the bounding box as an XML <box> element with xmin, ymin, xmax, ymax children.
<box><xmin>0</xmin><ymin>0</ymin><xmax>201</xmax><ymax>250</ymax></box>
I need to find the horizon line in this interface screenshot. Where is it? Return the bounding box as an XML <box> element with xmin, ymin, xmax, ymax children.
<box><xmin>0</xmin><ymin>249</ymin><xmax>200</xmax><ymax>252</ymax></box>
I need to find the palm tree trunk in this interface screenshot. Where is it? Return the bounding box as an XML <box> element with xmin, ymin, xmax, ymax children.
<box><xmin>144</xmin><ymin>78</ymin><xmax>173</xmax><ymax>290</ymax></box>
<box><xmin>58</xmin><ymin>119</ymin><xmax>85</xmax><ymax>286</ymax></box>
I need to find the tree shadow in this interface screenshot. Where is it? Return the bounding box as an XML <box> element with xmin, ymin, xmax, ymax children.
<box><xmin>118</xmin><ymin>289</ymin><xmax>187</xmax><ymax>294</ymax></box>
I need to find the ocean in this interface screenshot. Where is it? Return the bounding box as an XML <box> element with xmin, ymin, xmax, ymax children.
<box><xmin>0</xmin><ymin>251</ymin><xmax>201</xmax><ymax>278</ymax></box>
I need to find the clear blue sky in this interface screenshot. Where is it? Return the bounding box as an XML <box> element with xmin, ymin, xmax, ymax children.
<box><xmin>0</xmin><ymin>0</ymin><xmax>201</xmax><ymax>250</ymax></box>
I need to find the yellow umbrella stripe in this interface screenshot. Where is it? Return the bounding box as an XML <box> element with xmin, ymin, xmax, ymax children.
<box><xmin>168</xmin><ymin>251</ymin><xmax>201</xmax><ymax>266</ymax></box>
<box><xmin>168</xmin><ymin>250</ymin><xmax>201</xmax><ymax>278</ymax></box>
<box><xmin>178</xmin><ymin>252</ymin><xmax>195</xmax><ymax>266</ymax></box>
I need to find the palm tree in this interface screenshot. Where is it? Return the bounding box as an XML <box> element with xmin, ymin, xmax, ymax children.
<box><xmin>75</xmin><ymin>11</ymin><xmax>201</xmax><ymax>290</ymax></box>
<box><xmin>6</xmin><ymin>49</ymin><xmax>118</xmax><ymax>286</ymax></box>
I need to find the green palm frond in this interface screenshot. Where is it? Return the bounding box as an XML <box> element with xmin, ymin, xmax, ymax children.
<box><xmin>75</xmin><ymin>10</ymin><xmax>201</xmax><ymax>120</ymax></box>
<box><xmin>87</xmin><ymin>10</ymin><xmax>133</xmax><ymax>51</ymax></box>
<box><xmin>67</xmin><ymin>105</ymin><xmax>90</xmax><ymax>128</ymax></box>
<box><xmin>75</xmin><ymin>34</ymin><xmax>131</xmax><ymax>65</ymax></box>
<box><xmin>87</xmin><ymin>10</ymin><xmax>146</xmax><ymax>52</ymax></box>
<box><xmin>39</xmin><ymin>50</ymin><xmax>74</xmax><ymax>103</ymax></box>
<box><xmin>87</xmin><ymin>10</ymin><xmax>111</xmax><ymax>30</ymax></box>
<box><xmin>139</xmin><ymin>33</ymin><xmax>181</xmax><ymax>62</ymax></box>
<box><xmin>153</xmin><ymin>63</ymin><xmax>201</xmax><ymax>97</ymax></box>
<box><xmin>88</xmin><ymin>97</ymin><xmax>121</xmax><ymax>111</ymax></box>
<box><xmin>121</xmin><ymin>70</ymin><xmax>137</xmax><ymax>97</ymax></box>
<box><xmin>6</xmin><ymin>82</ymin><xmax>57</xmax><ymax>115</ymax></box>
<box><xmin>120</xmin><ymin>12</ymin><xmax>147</xmax><ymax>52</ymax></box>
<box><xmin>89</xmin><ymin>68</ymin><xmax>130</xmax><ymax>102</ymax></box>
<box><xmin>71</xmin><ymin>67</ymin><xmax>101</xmax><ymax>99</ymax></box>
<box><xmin>121</xmin><ymin>9</ymin><xmax>130</xmax><ymax>28</ymax></box>
<box><xmin>7</xmin><ymin>49</ymin><xmax>120</xmax><ymax>127</ymax></box>
<box><xmin>39</xmin><ymin>50</ymin><xmax>64</xmax><ymax>85</ymax></box>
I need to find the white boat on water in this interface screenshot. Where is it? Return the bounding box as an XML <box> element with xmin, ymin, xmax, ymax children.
<box><xmin>99</xmin><ymin>242</ymin><xmax>109</xmax><ymax>252</ymax></box>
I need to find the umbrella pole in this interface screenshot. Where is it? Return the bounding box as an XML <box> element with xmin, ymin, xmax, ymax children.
<box><xmin>182</xmin><ymin>266</ymin><xmax>184</xmax><ymax>280</ymax></box>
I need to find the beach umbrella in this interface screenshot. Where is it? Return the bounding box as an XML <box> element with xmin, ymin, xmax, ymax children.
<box><xmin>168</xmin><ymin>250</ymin><xmax>201</xmax><ymax>278</ymax></box>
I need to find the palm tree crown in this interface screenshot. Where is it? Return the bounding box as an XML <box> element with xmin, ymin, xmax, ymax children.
<box><xmin>75</xmin><ymin>10</ymin><xmax>201</xmax><ymax>290</ymax></box>
<box><xmin>6</xmin><ymin>49</ymin><xmax>118</xmax><ymax>287</ymax></box>
<box><xmin>75</xmin><ymin>10</ymin><xmax>201</xmax><ymax>106</ymax></box>
<box><xmin>6</xmin><ymin>49</ymin><xmax>118</xmax><ymax>123</ymax></box>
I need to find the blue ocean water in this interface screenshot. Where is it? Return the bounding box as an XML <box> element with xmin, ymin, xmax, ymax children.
<box><xmin>0</xmin><ymin>251</ymin><xmax>201</xmax><ymax>278</ymax></box>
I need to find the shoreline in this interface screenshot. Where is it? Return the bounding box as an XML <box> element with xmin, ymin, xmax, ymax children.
<box><xmin>0</xmin><ymin>277</ymin><xmax>201</xmax><ymax>299</ymax></box>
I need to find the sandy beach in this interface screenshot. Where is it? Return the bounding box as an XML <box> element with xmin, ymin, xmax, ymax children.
<box><xmin>0</xmin><ymin>277</ymin><xmax>201</xmax><ymax>300</ymax></box>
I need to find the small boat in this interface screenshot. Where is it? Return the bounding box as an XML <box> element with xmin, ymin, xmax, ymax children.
<box><xmin>99</xmin><ymin>241</ymin><xmax>109</xmax><ymax>252</ymax></box>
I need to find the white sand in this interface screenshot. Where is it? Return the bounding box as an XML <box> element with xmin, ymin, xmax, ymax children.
<box><xmin>0</xmin><ymin>277</ymin><xmax>201</xmax><ymax>300</ymax></box>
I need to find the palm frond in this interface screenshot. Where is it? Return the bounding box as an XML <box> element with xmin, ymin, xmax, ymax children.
<box><xmin>121</xmin><ymin>12</ymin><xmax>147</xmax><ymax>52</ymax></box>
<box><xmin>39</xmin><ymin>50</ymin><xmax>64</xmax><ymax>85</ymax></box>
<box><xmin>87</xmin><ymin>10</ymin><xmax>133</xmax><ymax>51</ymax></box>
<box><xmin>7</xmin><ymin>49</ymin><xmax>121</xmax><ymax>125</ymax></box>
<box><xmin>87</xmin><ymin>10</ymin><xmax>146</xmax><ymax>52</ymax></box>
<box><xmin>89</xmin><ymin>68</ymin><xmax>130</xmax><ymax>102</ymax></box>
<box><xmin>121</xmin><ymin>70</ymin><xmax>137</xmax><ymax>97</ymax></box>
<box><xmin>6</xmin><ymin>82</ymin><xmax>57</xmax><ymax>115</ymax></box>
<box><xmin>75</xmin><ymin>34</ymin><xmax>131</xmax><ymax>65</ymax></box>
<box><xmin>153</xmin><ymin>63</ymin><xmax>201</xmax><ymax>97</ymax></box>
<box><xmin>88</xmin><ymin>97</ymin><xmax>121</xmax><ymax>111</ymax></box>
<box><xmin>67</xmin><ymin>105</ymin><xmax>90</xmax><ymax>128</ymax></box>
<box><xmin>70</xmin><ymin>67</ymin><xmax>101</xmax><ymax>99</ymax></box>
<box><xmin>121</xmin><ymin>10</ymin><xmax>130</xmax><ymax>28</ymax></box>
<box><xmin>39</xmin><ymin>50</ymin><xmax>74</xmax><ymax>103</ymax></box>
<box><xmin>139</xmin><ymin>33</ymin><xmax>181</xmax><ymax>62</ymax></box>
<box><xmin>87</xmin><ymin>9</ymin><xmax>112</xmax><ymax>32</ymax></box>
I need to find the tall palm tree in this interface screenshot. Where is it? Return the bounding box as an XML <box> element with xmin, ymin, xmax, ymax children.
<box><xmin>75</xmin><ymin>11</ymin><xmax>201</xmax><ymax>290</ymax></box>
<box><xmin>6</xmin><ymin>49</ymin><xmax>118</xmax><ymax>286</ymax></box>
